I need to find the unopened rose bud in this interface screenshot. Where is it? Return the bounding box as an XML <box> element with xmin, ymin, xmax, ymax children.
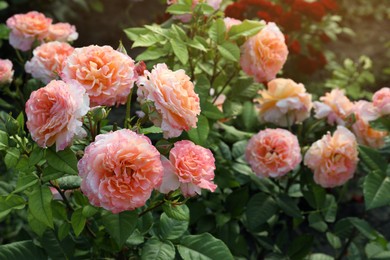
<box><xmin>5</xmin><ymin>117</ymin><xmax>19</xmax><ymax>135</ymax></box>
<box><xmin>91</xmin><ymin>106</ymin><xmax>108</xmax><ymax>122</ymax></box>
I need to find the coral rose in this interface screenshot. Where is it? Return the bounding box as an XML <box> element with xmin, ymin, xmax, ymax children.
<box><xmin>25</xmin><ymin>41</ymin><xmax>74</xmax><ymax>84</ymax></box>
<box><xmin>78</xmin><ymin>129</ymin><xmax>163</xmax><ymax>213</ymax></box>
<box><xmin>352</xmin><ymin>101</ymin><xmax>387</xmax><ymax>149</ymax></box>
<box><xmin>245</xmin><ymin>128</ymin><xmax>301</xmax><ymax>178</ymax></box>
<box><xmin>240</xmin><ymin>22</ymin><xmax>288</xmax><ymax>83</ymax></box>
<box><xmin>373</xmin><ymin>87</ymin><xmax>390</xmax><ymax>115</ymax></box>
<box><xmin>45</xmin><ymin>22</ymin><xmax>78</xmax><ymax>42</ymax></box>
<box><xmin>6</xmin><ymin>11</ymin><xmax>52</xmax><ymax>51</ymax></box>
<box><xmin>157</xmin><ymin>140</ymin><xmax>217</xmax><ymax>197</ymax></box>
<box><xmin>137</xmin><ymin>63</ymin><xmax>200</xmax><ymax>139</ymax></box>
<box><xmin>313</xmin><ymin>89</ymin><xmax>354</xmax><ymax>126</ymax></box>
<box><xmin>256</xmin><ymin>78</ymin><xmax>312</xmax><ymax>126</ymax></box>
<box><xmin>304</xmin><ymin>126</ymin><xmax>359</xmax><ymax>188</ymax></box>
<box><xmin>61</xmin><ymin>45</ymin><xmax>136</xmax><ymax>107</ymax></box>
<box><xmin>0</xmin><ymin>59</ymin><xmax>14</xmax><ymax>84</ymax></box>
<box><xmin>25</xmin><ymin>80</ymin><xmax>89</xmax><ymax>151</ymax></box>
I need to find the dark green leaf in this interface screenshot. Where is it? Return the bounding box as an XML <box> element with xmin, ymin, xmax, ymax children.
<box><xmin>287</xmin><ymin>234</ymin><xmax>313</xmax><ymax>260</ymax></box>
<box><xmin>308</xmin><ymin>212</ymin><xmax>328</xmax><ymax>232</ymax></box>
<box><xmin>0</xmin><ymin>195</ymin><xmax>26</xmax><ymax>220</ymax></box>
<box><xmin>188</xmin><ymin>115</ymin><xmax>209</xmax><ymax>146</ymax></box>
<box><xmin>364</xmin><ymin>169</ymin><xmax>390</xmax><ymax>209</ymax></box>
<box><xmin>246</xmin><ymin>193</ymin><xmax>278</xmax><ymax>231</ymax></box>
<box><xmin>28</xmin><ymin>185</ymin><xmax>53</xmax><ymax>229</ymax></box>
<box><xmin>46</xmin><ymin>147</ymin><xmax>78</xmax><ymax>175</ymax></box>
<box><xmin>201</xmin><ymin>101</ymin><xmax>225</xmax><ymax>120</ymax></box>
<box><xmin>0</xmin><ymin>241</ymin><xmax>46</xmax><ymax>260</ymax></box>
<box><xmin>217</xmin><ymin>42</ymin><xmax>240</xmax><ymax>62</ymax></box>
<box><xmin>276</xmin><ymin>194</ymin><xmax>302</xmax><ymax>219</ymax></box>
<box><xmin>160</xmin><ymin>213</ymin><xmax>188</xmax><ymax>240</ymax></box>
<box><xmin>141</xmin><ymin>237</ymin><xmax>175</xmax><ymax>260</ymax></box>
<box><xmin>162</xmin><ymin>203</ymin><xmax>189</xmax><ymax>221</ymax></box>
<box><xmin>102</xmin><ymin>210</ymin><xmax>138</xmax><ymax>247</ymax></box>
<box><xmin>71</xmin><ymin>208</ymin><xmax>86</xmax><ymax>237</ymax></box>
<box><xmin>358</xmin><ymin>145</ymin><xmax>387</xmax><ymax>174</ymax></box>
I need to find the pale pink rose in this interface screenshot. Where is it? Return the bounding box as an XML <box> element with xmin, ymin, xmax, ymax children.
<box><xmin>224</xmin><ymin>17</ymin><xmax>242</xmax><ymax>31</ymax></box>
<box><xmin>313</xmin><ymin>89</ymin><xmax>354</xmax><ymax>126</ymax></box>
<box><xmin>167</xmin><ymin>0</ymin><xmax>221</xmax><ymax>23</ymax></box>
<box><xmin>78</xmin><ymin>129</ymin><xmax>163</xmax><ymax>213</ymax></box>
<box><xmin>240</xmin><ymin>22</ymin><xmax>288</xmax><ymax>83</ymax></box>
<box><xmin>137</xmin><ymin>63</ymin><xmax>200</xmax><ymax>138</ymax></box>
<box><xmin>0</xmin><ymin>59</ymin><xmax>14</xmax><ymax>84</ymax></box>
<box><xmin>245</xmin><ymin>128</ymin><xmax>301</xmax><ymax>178</ymax></box>
<box><xmin>25</xmin><ymin>80</ymin><xmax>89</xmax><ymax>151</ymax></box>
<box><xmin>256</xmin><ymin>78</ymin><xmax>312</xmax><ymax>126</ymax></box>
<box><xmin>6</xmin><ymin>11</ymin><xmax>52</xmax><ymax>51</ymax></box>
<box><xmin>45</xmin><ymin>23</ymin><xmax>78</xmax><ymax>42</ymax></box>
<box><xmin>25</xmin><ymin>41</ymin><xmax>74</xmax><ymax>84</ymax></box>
<box><xmin>157</xmin><ymin>140</ymin><xmax>217</xmax><ymax>197</ymax></box>
<box><xmin>352</xmin><ymin>101</ymin><xmax>387</xmax><ymax>148</ymax></box>
<box><xmin>61</xmin><ymin>45</ymin><xmax>136</xmax><ymax>107</ymax></box>
<box><xmin>304</xmin><ymin>126</ymin><xmax>359</xmax><ymax>188</ymax></box>
<box><xmin>373</xmin><ymin>87</ymin><xmax>390</xmax><ymax>115</ymax></box>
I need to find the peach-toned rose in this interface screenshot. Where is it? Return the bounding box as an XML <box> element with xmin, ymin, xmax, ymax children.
<box><xmin>25</xmin><ymin>80</ymin><xmax>89</xmax><ymax>151</ymax></box>
<box><xmin>245</xmin><ymin>128</ymin><xmax>301</xmax><ymax>178</ymax></box>
<box><xmin>61</xmin><ymin>45</ymin><xmax>136</xmax><ymax>107</ymax></box>
<box><xmin>256</xmin><ymin>78</ymin><xmax>312</xmax><ymax>126</ymax></box>
<box><xmin>45</xmin><ymin>23</ymin><xmax>78</xmax><ymax>42</ymax></box>
<box><xmin>25</xmin><ymin>41</ymin><xmax>74</xmax><ymax>84</ymax></box>
<box><xmin>78</xmin><ymin>129</ymin><xmax>163</xmax><ymax>213</ymax></box>
<box><xmin>6</xmin><ymin>11</ymin><xmax>52</xmax><ymax>51</ymax></box>
<box><xmin>313</xmin><ymin>89</ymin><xmax>354</xmax><ymax>126</ymax></box>
<box><xmin>352</xmin><ymin>101</ymin><xmax>387</xmax><ymax>149</ymax></box>
<box><xmin>240</xmin><ymin>22</ymin><xmax>288</xmax><ymax>83</ymax></box>
<box><xmin>157</xmin><ymin>140</ymin><xmax>216</xmax><ymax>197</ymax></box>
<box><xmin>0</xmin><ymin>59</ymin><xmax>14</xmax><ymax>84</ymax></box>
<box><xmin>373</xmin><ymin>87</ymin><xmax>390</xmax><ymax>115</ymax></box>
<box><xmin>304</xmin><ymin>126</ymin><xmax>359</xmax><ymax>188</ymax></box>
<box><xmin>224</xmin><ymin>17</ymin><xmax>242</xmax><ymax>31</ymax></box>
<box><xmin>137</xmin><ymin>63</ymin><xmax>200</xmax><ymax>138</ymax></box>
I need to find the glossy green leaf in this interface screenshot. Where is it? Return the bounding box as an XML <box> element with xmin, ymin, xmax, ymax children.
<box><xmin>364</xmin><ymin>169</ymin><xmax>390</xmax><ymax>209</ymax></box>
<box><xmin>246</xmin><ymin>193</ymin><xmax>278</xmax><ymax>231</ymax></box>
<box><xmin>162</xmin><ymin>203</ymin><xmax>189</xmax><ymax>221</ymax></box>
<box><xmin>5</xmin><ymin>147</ymin><xmax>20</xmax><ymax>169</ymax></box>
<box><xmin>188</xmin><ymin>115</ymin><xmax>209</xmax><ymax>146</ymax></box>
<box><xmin>141</xmin><ymin>237</ymin><xmax>175</xmax><ymax>260</ymax></box>
<box><xmin>71</xmin><ymin>208</ymin><xmax>86</xmax><ymax>237</ymax></box>
<box><xmin>201</xmin><ymin>101</ymin><xmax>225</xmax><ymax>120</ymax></box>
<box><xmin>228</xmin><ymin>20</ymin><xmax>264</xmax><ymax>40</ymax></box>
<box><xmin>0</xmin><ymin>241</ymin><xmax>46</xmax><ymax>260</ymax></box>
<box><xmin>160</xmin><ymin>213</ymin><xmax>188</xmax><ymax>240</ymax></box>
<box><xmin>177</xmin><ymin>233</ymin><xmax>234</xmax><ymax>260</ymax></box>
<box><xmin>276</xmin><ymin>194</ymin><xmax>302</xmax><ymax>219</ymax></box>
<box><xmin>209</xmin><ymin>18</ymin><xmax>226</xmax><ymax>44</ymax></box>
<box><xmin>170</xmin><ymin>39</ymin><xmax>189</xmax><ymax>65</ymax></box>
<box><xmin>102</xmin><ymin>210</ymin><xmax>138</xmax><ymax>247</ymax></box>
<box><xmin>46</xmin><ymin>147</ymin><xmax>78</xmax><ymax>175</ymax></box>
<box><xmin>217</xmin><ymin>42</ymin><xmax>240</xmax><ymax>62</ymax></box>
<box><xmin>28</xmin><ymin>185</ymin><xmax>53</xmax><ymax>229</ymax></box>
<box><xmin>358</xmin><ymin>145</ymin><xmax>387</xmax><ymax>173</ymax></box>
<box><xmin>0</xmin><ymin>195</ymin><xmax>26</xmax><ymax>220</ymax></box>
<box><xmin>166</xmin><ymin>4</ymin><xmax>192</xmax><ymax>15</ymax></box>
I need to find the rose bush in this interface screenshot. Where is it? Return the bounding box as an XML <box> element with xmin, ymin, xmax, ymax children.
<box><xmin>0</xmin><ymin>1</ymin><xmax>389</xmax><ymax>259</ymax></box>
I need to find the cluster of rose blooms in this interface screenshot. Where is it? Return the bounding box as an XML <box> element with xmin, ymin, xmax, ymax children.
<box><xmin>225</xmin><ymin>0</ymin><xmax>338</xmax><ymax>74</ymax></box>
<box><xmin>0</xmin><ymin>7</ymin><xmax>389</xmax><ymax>214</ymax></box>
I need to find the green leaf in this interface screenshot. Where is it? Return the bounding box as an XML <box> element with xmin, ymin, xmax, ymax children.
<box><xmin>132</xmin><ymin>34</ymin><xmax>164</xmax><ymax>48</ymax></box>
<box><xmin>141</xmin><ymin>237</ymin><xmax>176</xmax><ymax>260</ymax></box>
<box><xmin>139</xmin><ymin>126</ymin><xmax>163</xmax><ymax>135</ymax></box>
<box><xmin>188</xmin><ymin>115</ymin><xmax>209</xmax><ymax>146</ymax></box>
<box><xmin>14</xmin><ymin>172</ymin><xmax>39</xmax><ymax>194</ymax></box>
<box><xmin>124</xmin><ymin>27</ymin><xmax>149</xmax><ymax>42</ymax></box>
<box><xmin>71</xmin><ymin>208</ymin><xmax>86</xmax><ymax>237</ymax></box>
<box><xmin>82</xmin><ymin>205</ymin><xmax>98</xmax><ymax>218</ymax></box>
<box><xmin>217</xmin><ymin>42</ymin><xmax>240</xmax><ymax>62</ymax></box>
<box><xmin>348</xmin><ymin>217</ymin><xmax>377</xmax><ymax>240</ymax></box>
<box><xmin>57</xmin><ymin>176</ymin><xmax>82</xmax><ymax>190</ymax></box>
<box><xmin>46</xmin><ymin>147</ymin><xmax>78</xmax><ymax>175</ymax></box>
<box><xmin>246</xmin><ymin>193</ymin><xmax>278</xmax><ymax>231</ymax></box>
<box><xmin>58</xmin><ymin>222</ymin><xmax>70</xmax><ymax>241</ymax></box>
<box><xmin>41</xmin><ymin>166</ymin><xmax>64</xmax><ymax>182</ymax></box>
<box><xmin>28</xmin><ymin>185</ymin><xmax>53</xmax><ymax>229</ymax></box>
<box><xmin>287</xmin><ymin>234</ymin><xmax>313</xmax><ymax>260</ymax></box>
<box><xmin>226</xmin><ymin>187</ymin><xmax>249</xmax><ymax>217</ymax></box>
<box><xmin>40</xmin><ymin>229</ymin><xmax>69</xmax><ymax>259</ymax></box>
<box><xmin>307</xmin><ymin>253</ymin><xmax>334</xmax><ymax>260</ymax></box>
<box><xmin>162</xmin><ymin>203</ymin><xmax>189</xmax><ymax>221</ymax></box>
<box><xmin>177</xmin><ymin>233</ymin><xmax>234</xmax><ymax>260</ymax></box>
<box><xmin>363</xmin><ymin>170</ymin><xmax>390</xmax><ymax>209</ymax></box>
<box><xmin>201</xmin><ymin>101</ymin><xmax>225</xmax><ymax>120</ymax></box>
<box><xmin>28</xmin><ymin>146</ymin><xmax>44</xmax><ymax>166</ymax></box>
<box><xmin>166</xmin><ymin>4</ymin><xmax>192</xmax><ymax>15</ymax></box>
<box><xmin>370</xmin><ymin>116</ymin><xmax>390</xmax><ymax>131</ymax></box>
<box><xmin>209</xmin><ymin>18</ymin><xmax>226</xmax><ymax>44</ymax></box>
<box><xmin>160</xmin><ymin>213</ymin><xmax>188</xmax><ymax>240</ymax></box>
<box><xmin>228</xmin><ymin>20</ymin><xmax>265</xmax><ymax>40</ymax></box>
<box><xmin>101</xmin><ymin>210</ymin><xmax>138</xmax><ymax>247</ymax></box>
<box><xmin>136</xmin><ymin>47</ymin><xmax>166</xmax><ymax>61</ymax></box>
<box><xmin>308</xmin><ymin>212</ymin><xmax>328</xmax><ymax>232</ymax></box>
<box><xmin>0</xmin><ymin>2</ymin><xmax>9</xmax><ymax>11</ymax></box>
<box><xmin>326</xmin><ymin>232</ymin><xmax>341</xmax><ymax>249</ymax></box>
<box><xmin>232</xmin><ymin>140</ymin><xmax>248</xmax><ymax>160</ymax></box>
<box><xmin>276</xmin><ymin>194</ymin><xmax>302</xmax><ymax>219</ymax></box>
<box><xmin>358</xmin><ymin>145</ymin><xmax>387</xmax><ymax>173</ymax></box>
<box><xmin>0</xmin><ymin>195</ymin><xmax>26</xmax><ymax>220</ymax></box>
<box><xmin>323</xmin><ymin>194</ymin><xmax>338</xmax><ymax>222</ymax></box>
<box><xmin>0</xmin><ymin>241</ymin><xmax>46</xmax><ymax>260</ymax></box>
<box><xmin>170</xmin><ymin>39</ymin><xmax>189</xmax><ymax>65</ymax></box>
<box><xmin>28</xmin><ymin>210</ymin><xmax>47</xmax><ymax>237</ymax></box>
<box><xmin>0</xmin><ymin>130</ymin><xmax>8</xmax><ymax>150</ymax></box>
<box><xmin>187</xmin><ymin>37</ymin><xmax>207</xmax><ymax>52</ymax></box>
<box><xmin>5</xmin><ymin>147</ymin><xmax>20</xmax><ymax>169</ymax></box>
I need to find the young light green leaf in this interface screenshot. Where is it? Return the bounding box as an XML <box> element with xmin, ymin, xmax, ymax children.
<box><xmin>170</xmin><ymin>39</ymin><xmax>189</xmax><ymax>65</ymax></box>
<box><xmin>228</xmin><ymin>20</ymin><xmax>265</xmax><ymax>40</ymax></box>
<box><xmin>217</xmin><ymin>42</ymin><xmax>240</xmax><ymax>62</ymax></box>
<box><xmin>209</xmin><ymin>18</ymin><xmax>226</xmax><ymax>44</ymax></box>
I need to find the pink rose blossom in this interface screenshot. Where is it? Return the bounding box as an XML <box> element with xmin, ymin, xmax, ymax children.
<box><xmin>373</xmin><ymin>87</ymin><xmax>390</xmax><ymax>115</ymax></box>
<box><xmin>304</xmin><ymin>126</ymin><xmax>359</xmax><ymax>188</ymax></box>
<box><xmin>352</xmin><ymin>101</ymin><xmax>387</xmax><ymax>148</ymax></box>
<box><xmin>61</xmin><ymin>45</ymin><xmax>136</xmax><ymax>107</ymax></box>
<box><xmin>137</xmin><ymin>63</ymin><xmax>200</xmax><ymax>138</ymax></box>
<box><xmin>256</xmin><ymin>78</ymin><xmax>312</xmax><ymax>126</ymax></box>
<box><xmin>0</xmin><ymin>59</ymin><xmax>14</xmax><ymax>84</ymax></box>
<box><xmin>313</xmin><ymin>89</ymin><xmax>354</xmax><ymax>126</ymax></box>
<box><xmin>224</xmin><ymin>17</ymin><xmax>242</xmax><ymax>31</ymax></box>
<box><xmin>245</xmin><ymin>128</ymin><xmax>301</xmax><ymax>178</ymax></box>
<box><xmin>157</xmin><ymin>140</ymin><xmax>217</xmax><ymax>197</ymax></box>
<box><xmin>45</xmin><ymin>22</ymin><xmax>78</xmax><ymax>42</ymax></box>
<box><xmin>240</xmin><ymin>22</ymin><xmax>288</xmax><ymax>83</ymax></box>
<box><xmin>25</xmin><ymin>41</ymin><xmax>74</xmax><ymax>84</ymax></box>
<box><xmin>25</xmin><ymin>80</ymin><xmax>89</xmax><ymax>151</ymax></box>
<box><xmin>78</xmin><ymin>129</ymin><xmax>163</xmax><ymax>213</ymax></box>
<box><xmin>6</xmin><ymin>11</ymin><xmax>52</xmax><ymax>51</ymax></box>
